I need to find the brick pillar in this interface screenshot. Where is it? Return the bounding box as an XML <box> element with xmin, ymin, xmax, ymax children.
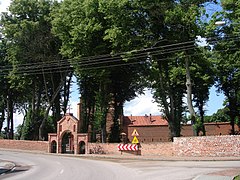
<box><xmin>77</xmin><ymin>99</ymin><xmax>83</xmax><ymax>132</ymax></box>
<box><xmin>106</xmin><ymin>100</ymin><xmax>115</xmax><ymax>142</ymax></box>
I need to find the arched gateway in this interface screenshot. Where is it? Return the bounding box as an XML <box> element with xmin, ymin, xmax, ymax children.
<box><xmin>48</xmin><ymin>113</ymin><xmax>88</xmax><ymax>154</ymax></box>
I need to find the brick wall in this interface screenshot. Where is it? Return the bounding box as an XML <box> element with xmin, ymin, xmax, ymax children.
<box><xmin>0</xmin><ymin>139</ymin><xmax>48</xmax><ymax>152</ymax></box>
<box><xmin>88</xmin><ymin>143</ymin><xmax>119</xmax><ymax>155</ymax></box>
<box><xmin>173</xmin><ymin>135</ymin><xmax>240</xmax><ymax>157</ymax></box>
<box><xmin>140</xmin><ymin>142</ymin><xmax>174</xmax><ymax>156</ymax></box>
<box><xmin>1</xmin><ymin>135</ymin><xmax>240</xmax><ymax>157</ymax></box>
<box><xmin>128</xmin><ymin>123</ymin><xmax>237</xmax><ymax>143</ymax></box>
<box><xmin>205</xmin><ymin>123</ymin><xmax>239</xmax><ymax>136</ymax></box>
<box><xmin>128</xmin><ymin>126</ymin><xmax>170</xmax><ymax>143</ymax></box>
<box><xmin>88</xmin><ymin>142</ymin><xmax>174</xmax><ymax>156</ymax></box>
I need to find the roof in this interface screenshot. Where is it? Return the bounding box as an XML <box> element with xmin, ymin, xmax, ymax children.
<box><xmin>124</xmin><ymin>115</ymin><xmax>168</xmax><ymax>126</ymax></box>
<box><xmin>57</xmin><ymin>113</ymin><xmax>79</xmax><ymax>124</ymax></box>
<box><xmin>204</xmin><ymin>122</ymin><xmax>231</xmax><ymax>125</ymax></box>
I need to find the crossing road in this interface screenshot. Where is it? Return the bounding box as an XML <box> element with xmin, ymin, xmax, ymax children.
<box><xmin>1</xmin><ymin>151</ymin><xmax>240</xmax><ymax>180</ymax></box>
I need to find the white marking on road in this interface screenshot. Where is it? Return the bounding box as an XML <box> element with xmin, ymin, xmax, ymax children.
<box><xmin>60</xmin><ymin>169</ymin><xmax>64</xmax><ymax>174</ymax></box>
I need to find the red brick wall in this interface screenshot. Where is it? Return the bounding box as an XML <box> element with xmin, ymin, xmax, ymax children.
<box><xmin>0</xmin><ymin>139</ymin><xmax>48</xmax><ymax>152</ymax></box>
<box><xmin>1</xmin><ymin>135</ymin><xmax>240</xmax><ymax>157</ymax></box>
<box><xmin>127</xmin><ymin>123</ymin><xmax>238</xmax><ymax>143</ymax></box>
<box><xmin>88</xmin><ymin>142</ymin><xmax>174</xmax><ymax>156</ymax></box>
<box><xmin>205</xmin><ymin>123</ymin><xmax>239</xmax><ymax>135</ymax></box>
<box><xmin>173</xmin><ymin>135</ymin><xmax>240</xmax><ymax>157</ymax></box>
<box><xmin>140</xmin><ymin>142</ymin><xmax>174</xmax><ymax>156</ymax></box>
<box><xmin>128</xmin><ymin>126</ymin><xmax>170</xmax><ymax>143</ymax></box>
<box><xmin>181</xmin><ymin>125</ymin><xmax>194</xmax><ymax>137</ymax></box>
<box><xmin>88</xmin><ymin>143</ymin><xmax>119</xmax><ymax>155</ymax></box>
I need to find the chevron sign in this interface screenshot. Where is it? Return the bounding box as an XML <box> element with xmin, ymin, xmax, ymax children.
<box><xmin>117</xmin><ymin>144</ymin><xmax>138</xmax><ymax>151</ymax></box>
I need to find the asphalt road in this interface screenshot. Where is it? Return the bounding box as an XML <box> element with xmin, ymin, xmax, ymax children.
<box><xmin>0</xmin><ymin>151</ymin><xmax>240</xmax><ymax>180</ymax></box>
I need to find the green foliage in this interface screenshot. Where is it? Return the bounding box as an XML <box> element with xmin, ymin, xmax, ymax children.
<box><xmin>21</xmin><ymin>109</ymin><xmax>54</xmax><ymax>140</ymax></box>
<box><xmin>14</xmin><ymin>124</ymin><xmax>23</xmax><ymax>140</ymax></box>
<box><xmin>205</xmin><ymin>108</ymin><xmax>231</xmax><ymax>122</ymax></box>
<box><xmin>1</xmin><ymin>0</ymin><xmax>70</xmax><ymax>140</ymax></box>
<box><xmin>51</xmin><ymin>0</ymin><xmax>148</xmax><ymax>142</ymax></box>
<box><xmin>206</xmin><ymin>0</ymin><xmax>240</xmax><ymax>134</ymax></box>
<box><xmin>21</xmin><ymin>109</ymin><xmax>40</xmax><ymax>140</ymax></box>
<box><xmin>193</xmin><ymin>117</ymin><xmax>204</xmax><ymax>135</ymax></box>
<box><xmin>1</xmin><ymin>0</ymin><xmax>233</xmax><ymax>141</ymax></box>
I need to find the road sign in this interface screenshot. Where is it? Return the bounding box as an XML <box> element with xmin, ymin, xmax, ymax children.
<box><xmin>131</xmin><ymin>129</ymin><xmax>139</xmax><ymax>136</ymax></box>
<box><xmin>132</xmin><ymin>136</ymin><xmax>139</xmax><ymax>144</ymax></box>
<box><xmin>117</xmin><ymin>144</ymin><xmax>138</xmax><ymax>151</ymax></box>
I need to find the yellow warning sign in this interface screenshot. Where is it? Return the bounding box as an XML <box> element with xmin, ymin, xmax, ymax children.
<box><xmin>131</xmin><ymin>129</ymin><xmax>139</xmax><ymax>136</ymax></box>
<box><xmin>132</xmin><ymin>136</ymin><xmax>139</xmax><ymax>144</ymax></box>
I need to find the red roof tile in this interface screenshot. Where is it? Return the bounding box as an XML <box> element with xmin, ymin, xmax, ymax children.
<box><xmin>123</xmin><ymin>115</ymin><xmax>168</xmax><ymax>126</ymax></box>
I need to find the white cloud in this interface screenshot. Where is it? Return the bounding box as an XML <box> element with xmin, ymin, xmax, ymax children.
<box><xmin>124</xmin><ymin>89</ymin><xmax>162</xmax><ymax>116</ymax></box>
<box><xmin>68</xmin><ymin>100</ymin><xmax>79</xmax><ymax>118</ymax></box>
<box><xmin>13</xmin><ymin>112</ymin><xmax>24</xmax><ymax>129</ymax></box>
<box><xmin>196</xmin><ymin>36</ymin><xmax>208</xmax><ymax>47</ymax></box>
<box><xmin>0</xmin><ymin>0</ymin><xmax>10</xmax><ymax>13</ymax></box>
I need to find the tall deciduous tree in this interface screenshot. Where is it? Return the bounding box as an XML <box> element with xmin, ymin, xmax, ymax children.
<box><xmin>1</xmin><ymin>0</ymin><xmax>71</xmax><ymax>140</ymax></box>
<box><xmin>207</xmin><ymin>0</ymin><xmax>240</xmax><ymax>134</ymax></box>
<box><xmin>0</xmin><ymin>34</ymin><xmax>8</xmax><ymax>134</ymax></box>
<box><xmin>52</xmin><ymin>0</ymin><xmax>146</xmax><ymax>142</ymax></box>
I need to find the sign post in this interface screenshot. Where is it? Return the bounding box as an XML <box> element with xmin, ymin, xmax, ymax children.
<box><xmin>117</xmin><ymin>129</ymin><xmax>141</xmax><ymax>155</ymax></box>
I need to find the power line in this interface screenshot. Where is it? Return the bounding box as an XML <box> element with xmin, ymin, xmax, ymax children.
<box><xmin>0</xmin><ymin>34</ymin><xmax>238</xmax><ymax>70</ymax></box>
<box><xmin>0</xmin><ymin>46</ymin><xmax>239</xmax><ymax>76</ymax></box>
<box><xmin>0</xmin><ymin>35</ymin><xmax>239</xmax><ymax>76</ymax></box>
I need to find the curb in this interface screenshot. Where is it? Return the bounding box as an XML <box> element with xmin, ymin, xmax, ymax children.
<box><xmin>0</xmin><ymin>150</ymin><xmax>239</xmax><ymax>180</ymax></box>
<box><xmin>0</xmin><ymin>161</ymin><xmax>16</xmax><ymax>175</ymax></box>
<box><xmin>1</xmin><ymin>148</ymin><xmax>240</xmax><ymax>162</ymax></box>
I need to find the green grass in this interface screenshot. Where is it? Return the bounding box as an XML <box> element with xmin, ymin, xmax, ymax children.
<box><xmin>234</xmin><ymin>175</ymin><xmax>240</xmax><ymax>180</ymax></box>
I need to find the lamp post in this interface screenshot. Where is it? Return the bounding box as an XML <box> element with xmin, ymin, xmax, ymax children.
<box><xmin>215</xmin><ymin>21</ymin><xmax>240</xmax><ymax>26</ymax></box>
<box><xmin>215</xmin><ymin>21</ymin><xmax>226</xmax><ymax>26</ymax></box>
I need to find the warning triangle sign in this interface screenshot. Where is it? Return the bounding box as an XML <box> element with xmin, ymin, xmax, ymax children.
<box><xmin>131</xmin><ymin>129</ymin><xmax>139</xmax><ymax>136</ymax></box>
<box><xmin>132</xmin><ymin>136</ymin><xmax>139</xmax><ymax>144</ymax></box>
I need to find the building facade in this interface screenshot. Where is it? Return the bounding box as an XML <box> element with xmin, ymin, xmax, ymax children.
<box><xmin>122</xmin><ymin>114</ymin><xmax>239</xmax><ymax>143</ymax></box>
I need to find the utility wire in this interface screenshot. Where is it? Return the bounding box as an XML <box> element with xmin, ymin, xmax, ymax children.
<box><xmin>0</xmin><ymin>34</ymin><xmax>239</xmax><ymax>71</ymax></box>
<box><xmin>0</xmin><ymin>46</ymin><xmax>239</xmax><ymax>76</ymax></box>
<box><xmin>0</xmin><ymin>35</ymin><xmax>239</xmax><ymax>76</ymax></box>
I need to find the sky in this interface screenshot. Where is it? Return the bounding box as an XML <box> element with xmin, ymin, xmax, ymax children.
<box><xmin>0</xmin><ymin>0</ymin><xmax>225</xmax><ymax>129</ymax></box>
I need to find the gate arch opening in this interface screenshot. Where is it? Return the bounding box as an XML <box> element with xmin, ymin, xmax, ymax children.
<box><xmin>51</xmin><ymin>140</ymin><xmax>57</xmax><ymax>153</ymax></box>
<box><xmin>61</xmin><ymin>131</ymin><xmax>74</xmax><ymax>154</ymax></box>
<box><xmin>79</xmin><ymin>141</ymin><xmax>86</xmax><ymax>154</ymax></box>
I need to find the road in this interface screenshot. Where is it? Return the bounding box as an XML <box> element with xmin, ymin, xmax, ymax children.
<box><xmin>0</xmin><ymin>151</ymin><xmax>240</xmax><ymax>180</ymax></box>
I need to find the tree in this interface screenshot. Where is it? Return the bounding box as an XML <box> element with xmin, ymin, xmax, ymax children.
<box><xmin>192</xmin><ymin>48</ymin><xmax>215</xmax><ymax>135</ymax></box>
<box><xmin>51</xmin><ymin>0</ymin><xmax>147</xmax><ymax>142</ymax></box>
<box><xmin>1</xmin><ymin>0</ymin><xmax>71</xmax><ymax>140</ymax></box>
<box><xmin>205</xmin><ymin>108</ymin><xmax>230</xmax><ymax>123</ymax></box>
<box><xmin>0</xmin><ymin>35</ymin><xmax>8</xmax><ymax>133</ymax></box>
<box><xmin>146</xmin><ymin>0</ymin><xmax>216</xmax><ymax>139</ymax></box>
<box><xmin>51</xmin><ymin>0</ymin><xmax>218</xmax><ymax>141</ymax></box>
<box><xmin>206</xmin><ymin>0</ymin><xmax>240</xmax><ymax>134</ymax></box>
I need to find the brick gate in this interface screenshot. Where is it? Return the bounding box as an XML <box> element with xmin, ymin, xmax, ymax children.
<box><xmin>48</xmin><ymin>113</ymin><xmax>88</xmax><ymax>154</ymax></box>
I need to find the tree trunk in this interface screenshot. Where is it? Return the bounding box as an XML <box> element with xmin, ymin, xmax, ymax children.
<box><xmin>0</xmin><ymin>108</ymin><xmax>5</xmax><ymax>133</ymax></box>
<box><xmin>6</xmin><ymin>94</ymin><xmax>14</xmax><ymax>139</ymax></box>
<box><xmin>185</xmin><ymin>56</ymin><xmax>197</xmax><ymax>136</ymax></box>
<box><xmin>105</xmin><ymin>94</ymin><xmax>115</xmax><ymax>143</ymax></box>
<box><xmin>63</xmin><ymin>74</ymin><xmax>72</xmax><ymax>114</ymax></box>
<box><xmin>39</xmin><ymin>76</ymin><xmax>65</xmax><ymax>140</ymax></box>
<box><xmin>39</xmin><ymin>105</ymin><xmax>52</xmax><ymax>140</ymax></box>
<box><xmin>230</xmin><ymin>115</ymin><xmax>235</xmax><ymax>135</ymax></box>
<box><xmin>199</xmin><ymin>101</ymin><xmax>206</xmax><ymax>136</ymax></box>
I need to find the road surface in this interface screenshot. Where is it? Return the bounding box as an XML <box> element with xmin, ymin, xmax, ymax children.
<box><xmin>0</xmin><ymin>151</ymin><xmax>240</xmax><ymax>180</ymax></box>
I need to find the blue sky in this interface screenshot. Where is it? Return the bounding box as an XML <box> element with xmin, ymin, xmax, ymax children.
<box><xmin>1</xmin><ymin>0</ymin><xmax>225</xmax><ymax>129</ymax></box>
<box><xmin>69</xmin><ymin>76</ymin><xmax>225</xmax><ymax>117</ymax></box>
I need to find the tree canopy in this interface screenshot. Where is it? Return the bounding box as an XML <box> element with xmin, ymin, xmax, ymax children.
<box><xmin>1</xmin><ymin>0</ymin><xmax>239</xmax><ymax>141</ymax></box>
